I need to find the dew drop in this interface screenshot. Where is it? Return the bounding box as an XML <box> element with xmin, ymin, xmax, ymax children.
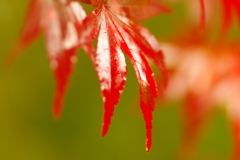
<box><xmin>119</xmin><ymin>90</ymin><xmax>122</xmax><ymax>94</ymax></box>
<box><xmin>103</xmin><ymin>97</ymin><xmax>106</xmax><ymax>102</ymax></box>
<box><xmin>101</xmin><ymin>86</ymin><xmax>105</xmax><ymax>90</ymax></box>
<box><xmin>123</xmin><ymin>77</ymin><xmax>127</xmax><ymax>81</ymax></box>
<box><xmin>70</xmin><ymin>56</ymin><xmax>78</xmax><ymax>64</ymax></box>
<box><xmin>141</xmin><ymin>80</ymin><xmax>148</xmax><ymax>89</ymax></box>
<box><xmin>50</xmin><ymin>60</ymin><xmax>58</xmax><ymax>70</ymax></box>
<box><xmin>151</xmin><ymin>73</ymin><xmax>154</xmax><ymax>76</ymax></box>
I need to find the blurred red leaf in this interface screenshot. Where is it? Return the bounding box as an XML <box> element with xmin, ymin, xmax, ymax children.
<box><xmin>231</xmin><ymin>118</ymin><xmax>240</xmax><ymax>160</ymax></box>
<box><xmin>220</xmin><ymin>0</ymin><xmax>240</xmax><ymax>33</ymax></box>
<box><xmin>109</xmin><ymin>0</ymin><xmax>171</xmax><ymax>20</ymax></box>
<box><xmin>9</xmin><ymin>0</ymin><xmax>87</xmax><ymax>118</ymax></box>
<box><xmin>160</xmin><ymin>37</ymin><xmax>240</xmax><ymax>158</ymax></box>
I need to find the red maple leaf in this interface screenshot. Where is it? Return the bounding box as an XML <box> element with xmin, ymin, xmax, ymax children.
<box><xmin>78</xmin><ymin>0</ymin><xmax>169</xmax><ymax>151</ymax></box>
<box><xmin>9</xmin><ymin>0</ymin><xmax>169</xmax><ymax>151</ymax></box>
<box><xmin>9</xmin><ymin>0</ymin><xmax>87</xmax><ymax>118</ymax></box>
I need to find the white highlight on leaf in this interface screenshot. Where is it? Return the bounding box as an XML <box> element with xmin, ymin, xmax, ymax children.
<box><xmin>70</xmin><ymin>55</ymin><xmax>78</xmax><ymax>64</ymax></box>
<box><xmin>63</xmin><ymin>22</ymin><xmax>78</xmax><ymax>49</ymax></box>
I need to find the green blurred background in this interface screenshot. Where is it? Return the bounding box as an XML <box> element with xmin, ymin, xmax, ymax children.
<box><xmin>0</xmin><ymin>0</ymin><xmax>233</xmax><ymax>159</ymax></box>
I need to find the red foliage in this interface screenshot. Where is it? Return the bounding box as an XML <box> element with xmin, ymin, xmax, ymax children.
<box><xmin>10</xmin><ymin>0</ymin><xmax>169</xmax><ymax>151</ymax></box>
<box><xmin>221</xmin><ymin>0</ymin><xmax>240</xmax><ymax>33</ymax></box>
<box><xmin>10</xmin><ymin>0</ymin><xmax>87</xmax><ymax>118</ymax></box>
<box><xmin>78</xmin><ymin>0</ymin><xmax>168</xmax><ymax>151</ymax></box>
<box><xmin>8</xmin><ymin>0</ymin><xmax>240</xmax><ymax>156</ymax></box>
<box><xmin>160</xmin><ymin>37</ymin><xmax>240</xmax><ymax>159</ymax></box>
<box><xmin>232</xmin><ymin>118</ymin><xmax>240</xmax><ymax>160</ymax></box>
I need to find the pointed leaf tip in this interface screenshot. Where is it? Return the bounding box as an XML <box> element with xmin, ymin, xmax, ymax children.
<box><xmin>95</xmin><ymin>13</ymin><xmax>127</xmax><ymax>138</ymax></box>
<box><xmin>81</xmin><ymin>5</ymin><xmax>159</xmax><ymax>151</ymax></box>
<box><xmin>146</xmin><ymin>131</ymin><xmax>152</xmax><ymax>152</ymax></box>
<box><xmin>101</xmin><ymin>121</ymin><xmax>109</xmax><ymax>137</ymax></box>
<box><xmin>53</xmin><ymin>92</ymin><xmax>64</xmax><ymax>119</ymax></box>
<box><xmin>51</xmin><ymin>49</ymin><xmax>76</xmax><ymax>119</ymax></box>
<box><xmin>105</xmin><ymin>12</ymin><xmax>157</xmax><ymax>151</ymax></box>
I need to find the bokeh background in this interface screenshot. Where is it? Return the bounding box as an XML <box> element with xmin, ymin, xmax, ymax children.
<box><xmin>0</xmin><ymin>0</ymin><xmax>233</xmax><ymax>159</ymax></box>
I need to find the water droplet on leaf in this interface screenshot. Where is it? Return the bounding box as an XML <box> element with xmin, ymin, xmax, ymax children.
<box><xmin>70</xmin><ymin>55</ymin><xmax>78</xmax><ymax>64</ymax></box>
<box><xmin>103</xmin><ymin>97</ymin><xmax>106</xmax><ymax>102</ymax></box>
